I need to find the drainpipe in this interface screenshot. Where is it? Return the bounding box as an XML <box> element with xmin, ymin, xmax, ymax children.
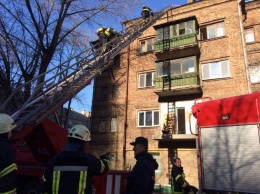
<box><xmin>238</xmin><ymin>0</ymin><xmax>251</xmax><ymax>93</ymax></box>
<box><xmin>123</xmin><ymin>45</ymin><xmax>130</xmax><ymax>169</ymax></box>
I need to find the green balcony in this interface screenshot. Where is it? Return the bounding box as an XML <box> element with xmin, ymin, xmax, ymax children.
<box><xmin>154</xmin><ymin>33</ymin><xmax>198</xmax><ymax>51</ymax></box>
<box><xmin>154</xmin><ymin>72</ymin><xmax>202</xmax><ymax>97</ymax></box>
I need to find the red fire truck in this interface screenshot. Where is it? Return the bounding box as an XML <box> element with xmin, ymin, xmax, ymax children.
<box><xmin>191</xmin><ymin>92</ymin><xmax>260</xmax><ymax>194</ymax></box>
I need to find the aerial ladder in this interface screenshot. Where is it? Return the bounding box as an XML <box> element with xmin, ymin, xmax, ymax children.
<box><xmin>0</xmin><ymin>5</ymin><xmax>172</xmax><ymax>131</ymax></box>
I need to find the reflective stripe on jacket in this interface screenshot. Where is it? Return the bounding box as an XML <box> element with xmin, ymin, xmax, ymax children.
<box><xmin>0</xmin><ymin>138</ymin><xmax>17</xmax><ymax>194</ymax></box>
<box><xmin>41</xmin><ymin>150</ymin><xmax>110</xmax><ymax>194</ymax></box>
<box><xmin>171</xmin><ymin>165</ymin><xmax>189</xmax><ymax>194</ymax></box>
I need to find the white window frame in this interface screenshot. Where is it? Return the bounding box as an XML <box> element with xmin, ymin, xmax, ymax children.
<box><xmin>111</xmin><ymin>117</ymin><xmax>117</xmax><ymax>132</ymax></box>
<box><xmin>202</xmin><ymin>60</ymin><xmax>230</xmax><ymax>80</ymax></box>
<box><xmin>140</xmin><ymin>39</ymin><xmax>154</xmax><ymax>53</ymax></box>
<box><xmin>245</xmin><ymin>28</ymin><xmax>255</xmax><ymax>43</ymax></box>
<box><xmin>138</xmin><ymin>72</ymin><xmax>155</xmax><ymax>88</ymax></box>
<box><xmin>201</xmin><ymin>22</ymin><xmax>225</xmax><ymax>40</ymax></box>
<box><xmin>249</xmin><ymin>66</ymin><xmax>260</xmax><ymax>84</ymax></box>
<box><xmin>138</xmin><ymin>110</ymin><xmax>160</xmax><ymax>127</ymax></box>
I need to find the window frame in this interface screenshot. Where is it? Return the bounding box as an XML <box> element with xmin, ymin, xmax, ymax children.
<box><xmin>111</xmin><ymin>117</ymin><xmax>118</xmax><ymax>132</ymax></box>
<box><xmin>138</xmin><ymin>110</ymin><xmax>160</xmax><ymax>127</ymax></box>
<box><xmin>156</xmin><ymin>56</ymin><xmax>197</xmax><ymax>78</ymax></box>
<box><xmin>249</xmin><ymin>65</ymin><xmax>260</xmax><ymax>84</ymax></box>
<box><xmin>157</xmin><ymin>20</ymin><xmax>196</xmax><ymax>41</ymax></box>
<box><xmin>101</xmin><ymin>86</ymin><xmax>108</xmax><ymax>101</ymax></box>
<box><xmin>99</xmin><ymin>117</ymin><xmax>106</xmax><ymax>132</ymax></box>
<box><xmin>138</xmin><ymin>72</ymin><xmax>155</xmax><ymax>88</ymax></box>
<box><xmin>139</xmin><ymin>38</ymin><xmax>154</xmax><ymax>53</ymax></box>
<box><xmin>200</xmin><ymin>22</ymin><xmax>225</xmax><ymax>40</ymax></box>
<box><xmin>202</xmin><ymin>60</ymin><xmax>230</xmax><ymax>80</ymax></box>
<box><xmin>245</xmin><ymin>28</ymin><xmax>255</xmax><ymax>43</ymax></box>
<box><xmin>112</xmin><ymin>85</ymin><xmax>119</xmax><ymax>98</ymax></box>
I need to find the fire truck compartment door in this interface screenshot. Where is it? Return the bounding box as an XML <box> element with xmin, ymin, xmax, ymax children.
<box><xmin>200</xmin><ymin>124</ymin><xmax>260</xmax><ymax>193</ymax></box>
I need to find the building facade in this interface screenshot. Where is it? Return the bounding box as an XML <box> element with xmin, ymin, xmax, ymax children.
<box><xmin>90</xmin><ymin>0</ymin><xmax>260</xmax><ymax>189</ymax></box>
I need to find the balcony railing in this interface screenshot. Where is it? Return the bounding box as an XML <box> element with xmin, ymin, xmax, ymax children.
<box><xmin>154</xmin><ymin>33</ymin><xmax>198</xmax><ymax>51</ymax></box>
<box><xmin>154</xmin><ymin>72</ymin><xmax>200</xmax><ymax>90</ymax></box>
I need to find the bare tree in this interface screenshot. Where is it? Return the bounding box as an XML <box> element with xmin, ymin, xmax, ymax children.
<box><xmin>0</xmin><ymin>0</ymin><xmax>143</xmax><ymax>102</ymax></box>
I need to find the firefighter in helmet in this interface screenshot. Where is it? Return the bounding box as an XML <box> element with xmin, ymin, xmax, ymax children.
<box><xmin>141</xmin><ymin>5</ymin><xmax>153</xmax><ymax>23</ymax></box>
<box><xmin>105</xmin><ymin>27</ymin><xmax>119</xmax><ymax>41</ymax></box>
<box><xmin>96</xmin><ymin>26</ymin><xmax>108</xmax><ymax>50</ymax></box>
<box><xmin>41</xmin><ymin>124</ymin><xmax>110</xmax><ymax>194</ymax></box>
<box><xmin>0</xmin><ymin>113</ymin><xmax>17</xmax><ymax>194</ymax></box>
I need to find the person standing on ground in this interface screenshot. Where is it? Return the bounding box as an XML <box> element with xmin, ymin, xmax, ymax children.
<box><xmin>41</xmin><ymin>124</ymin><xmax>110</xmax><ymax>194</ymax></box>
<box><xmin>171</xmin><ymin>157</ymin><xmax>198</xmax><ymax>194</ymax></box>
<box><xmin>123</xmin><ymin>136</ymin><xmax>158</xmax><ymax>194</ymax></box>
<box><xmin>141</xmin><ymin>5</ymin><xmax>153</xmax><ymax>23</ymax></box>
<box><xmin>0</xmin><ymin>113</ymin><xmax>17</xmax><ymax>194</ymax></box>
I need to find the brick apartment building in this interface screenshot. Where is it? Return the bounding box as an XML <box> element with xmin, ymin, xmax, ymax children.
<box><xmin>90</xmin><ymin>0</ymin><xmax>260</xmax><ymax>189</ymax></box>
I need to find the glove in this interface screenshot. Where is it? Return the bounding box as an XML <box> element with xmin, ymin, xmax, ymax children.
<box><xmin>100</xmin><ymin>152</ymin><xmax>110</xmax><ymax>160</ymax></box>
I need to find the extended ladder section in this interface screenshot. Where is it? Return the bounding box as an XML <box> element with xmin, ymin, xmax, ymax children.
<box><xmin>0</xmin><ymin>5</ymin><xmax>173</xmax><ymax>131</ymax></box>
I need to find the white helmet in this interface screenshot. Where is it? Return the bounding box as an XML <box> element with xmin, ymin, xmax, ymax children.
<box><xmin>0</xmin><ymin>113</ymin><xmax>16</xmax><ymax>134</ymax></box>
<box><xmin>68</xmin><ymin>124</ymin><xmax>91</xmax><ymax>141</ymax></box>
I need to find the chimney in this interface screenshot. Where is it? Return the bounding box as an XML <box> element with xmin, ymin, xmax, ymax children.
<box><xmin>187</xmin><ymin>0</ymin><xmax>195</xmax><ymax>3</ymax></box>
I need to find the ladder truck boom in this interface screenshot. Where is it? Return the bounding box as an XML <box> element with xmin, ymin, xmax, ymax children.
<box><xmin>0</xmin><ymin>5</ymin><xmax>172</xmax><ymax>131</ymax></box>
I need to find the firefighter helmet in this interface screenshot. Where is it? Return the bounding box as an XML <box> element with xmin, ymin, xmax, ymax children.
<box><xmin>96</xmin><ymin>26</ymin><xmax>105</xmax><ymax>34</ymax></box>
<box><xmin>0</xmin><ymin>113</ymin><xmax>16</xmax><ymax>134</ymax></box>
<box><xmin>68</xmin><ymin>124</ymin><xmax>91</xmax><ymax>141</ymax></box>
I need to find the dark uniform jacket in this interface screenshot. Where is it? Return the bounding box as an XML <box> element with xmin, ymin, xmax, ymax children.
<box><xmin>124</xmin><ymin>151</ymin><xmax>158</xmax><ymax>194</ymax></box>
<box><xmin>141</xmin><ymin>6</ymin><xmax>153</xmax><ymax>19</ymax></box>
<box><xmin>171</xmin><ymin>165</ymin><xmax>191</xmax><ymax>193</ymax></box>
<box><xmin>0</xmin><ymin>137</ymin><xmax>17</xmax><ymax>194</ymax></box>
<box><xmin>41</xmin><ymin>142</ymin><xmax>109</xmax><ymax>194</ymax></box>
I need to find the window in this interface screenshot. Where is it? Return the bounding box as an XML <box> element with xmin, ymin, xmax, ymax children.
<box><xmin>201</xmin><ymin>22</ymin><xmax>225</xmax><ymax>40</ymax></box>
<box><xmin>150</xmin><ymin>153</ymin><xmax>161</xmax><ymax>174</ymax></box>
<box><xmin>113</xmin><ymin>55</ymin><xmax>120</xmax><ymax>68</ymax></box>
<box><xmin>156</xmin><ymin>26</ymin><xmax>170</xmax><ymax>41</ymax></box>
<box><xmin>177</xmin><ymin>108</ymin><xmax>185</xmax><ymax>134</ymax></box>
<box><xmin>101</xmin><ymin>87</ymin><xmax>108</xmax><ymax>100</ymax></box>
<box><xmin>249</xmin><ymin>66</ymin><xmax>260</xmax><ymax>83</ymax></box>
<box><xmin>175</xmin><ymin>100</ymin><xmax>195</xmax><ymax>134</ymax></box>
<box><xmin>112</xmin><ymin>85</ymin><xmax>119</xmax><ymax>98</ymax></box>
<box><xmin>138</xmin><ymin>72</ymin><xmax>155</xmax><ymax>88</ymax></box>
<box><xmin>156</xmin><ymin>57</ymin><xmax>196</xmax><ymax>77</ymax></box>
<box><xmin>138</xmin><ymin>110</ymin><xmax>159</xmax><ymax>127</ymax></box>
<box><xmin>111</xmin><ymin>117</ymin><xmax>117</xmax><ymax>132</ymax></box>
<box><xmin>140</xmin><ymin>39</ymin><xmax>154</xmax><ymax>53</ymax></box>
<box><xmin>99</xmin><ymin>118</ymin><xmax>106</xmax><ymax>132</ymax></box>
<box><xmin>245</xmin><ymin>28</ymin><xmax>255</xmax><ymax>43</ymax></box>
<box><xmin>157</xmin><ymin>20</ymin><xmax>196</xmax><ymax>40</ymax></box>
<box><xmin>202</xmin><ymin>60</ymin><xmax>230</xmax><ymax>80</ymax></box>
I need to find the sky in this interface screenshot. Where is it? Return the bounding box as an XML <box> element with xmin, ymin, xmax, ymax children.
<box><xmin>70</xmin><ymin>0</ymin><xmax>188</xmax><ymax>113</ymax></box>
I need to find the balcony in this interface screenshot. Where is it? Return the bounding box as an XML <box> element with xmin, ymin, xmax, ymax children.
<box><xmin>152</xmin><ymin>133</ymin><xmax>196</xmax><ymax>149</ymax></box>
<box><xmin>154</xmin><ymin>72</ymin><xmax>202</xmax><ymax>99</ymax></box>
<box><xmin>155</xmin><ymin>33</ymin><xmax>198</xmax><ymax>51</ymax></box>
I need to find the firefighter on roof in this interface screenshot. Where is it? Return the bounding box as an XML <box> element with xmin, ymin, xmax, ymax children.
<box><xmin>0</xmin><ymin>113</ymin><xmax>17</xmax><ymax>194</ymax></box>
<box><xmin>141</xmin><ymin>5</ymin><xmax>153</xmax><ymax>23</ymax></box>
<box><xmin>41</xmin><ymin>124</ymin><xmax>110</xmax><ymax>194</ymax></box>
